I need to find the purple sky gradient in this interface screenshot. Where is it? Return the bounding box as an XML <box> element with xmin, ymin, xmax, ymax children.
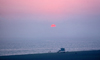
<box><xmin>0</xmin><ymin>0</ymin><xmax>100</xmax><ymax>38</ymax></box>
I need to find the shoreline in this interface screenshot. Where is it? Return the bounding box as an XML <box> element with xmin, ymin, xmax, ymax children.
<box><xmin>0</xmin><ymin>50</ymin><xmax>100</xmax><ymax>60</ymax></box>
<box><xmin>1</xmin><ymin>49</ymin><xmax>100</xmax><ymax>56</ymax></box>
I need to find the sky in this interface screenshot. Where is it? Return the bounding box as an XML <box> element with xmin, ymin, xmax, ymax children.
<box><xmin>0</xmin><ymin>0</ymin><xmax>100</xmax><ymax>39</ymax></box>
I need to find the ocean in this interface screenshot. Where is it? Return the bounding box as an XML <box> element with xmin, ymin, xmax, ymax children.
<box><xmin>0</xmin><ymin>38</ymin><xmax>100</xmax><ymax>56</ymax></box>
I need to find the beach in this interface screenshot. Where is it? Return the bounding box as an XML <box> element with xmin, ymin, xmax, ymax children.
<box><xmin>0</xmin><ymin>50</ymin><xmax>100</xmax><ymax>60</ymax></box>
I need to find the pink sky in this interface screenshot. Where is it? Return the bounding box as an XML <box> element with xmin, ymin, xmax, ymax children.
<box><xmin>0</xmin><ymin>0</ymin><xmax>100</xmax><ymax>38</ymax></box>
<box><xmin>0</xmin><ymin>0</ymin><xmax>100</xmax><ymax>15</ymax></box>
<box><xmin>0</xmin><ymin>0</ymin><xmax>100</xmax><ymax>22</ymax></box>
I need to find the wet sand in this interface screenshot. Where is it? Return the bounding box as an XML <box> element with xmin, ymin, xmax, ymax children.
<box><xmin>0</xmin><ymin>50</ymin><xmax>100</xmax><ymax>60</ymax></box>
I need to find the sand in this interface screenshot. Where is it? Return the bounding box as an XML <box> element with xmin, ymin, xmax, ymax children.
<box><xmin>0</xmin><ymin>50</ymin><xmax>100</xmax><ymax>60</ymax></box>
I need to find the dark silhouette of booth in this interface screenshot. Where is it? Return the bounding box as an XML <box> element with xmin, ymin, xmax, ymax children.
<box><xmin>57</xmin><ymin>48</ymin><xmax>65</xmax><ymax>53</ymax></box>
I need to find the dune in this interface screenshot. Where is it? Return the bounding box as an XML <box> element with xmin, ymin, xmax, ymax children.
<box><xmin>0</xmin><ymin>50</ymin><xmax>100</xmax><ymax>60</ymax></box>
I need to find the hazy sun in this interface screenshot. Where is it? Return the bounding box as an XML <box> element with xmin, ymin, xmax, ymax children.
<box><xmin>51</xmin><ymin>24</ymin><xmax>56</xmax><ymax>27</ymax></box>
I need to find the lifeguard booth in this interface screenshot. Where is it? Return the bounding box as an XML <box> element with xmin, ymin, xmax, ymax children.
<box><xmin>57</xmin><ymin>48</ymin><xmax>65</xmax><ymax>53</ymax></box>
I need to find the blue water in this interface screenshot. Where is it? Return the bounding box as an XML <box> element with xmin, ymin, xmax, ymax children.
<box><xmin>0</xmin><ymin>38</ymin><xmax>100</xmax><ymax>56</ymax></box>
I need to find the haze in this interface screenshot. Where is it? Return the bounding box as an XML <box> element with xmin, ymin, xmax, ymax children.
<box><xmin>0</xmin><ymin>0</ymin><xmax>100</xmax><ymax>39</ymax></box>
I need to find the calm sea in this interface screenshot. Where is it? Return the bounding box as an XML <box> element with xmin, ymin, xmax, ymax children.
<box><xmin>0</xmin><ymin>38</ymin><xmax>100</xmax><ymax>56</ymax></box>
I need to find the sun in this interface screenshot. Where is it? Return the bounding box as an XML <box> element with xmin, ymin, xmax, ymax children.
<box><xmin>51</xmin><ymin>24</ymin><xmax>56</xmax><ymax>27</ymax></box>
